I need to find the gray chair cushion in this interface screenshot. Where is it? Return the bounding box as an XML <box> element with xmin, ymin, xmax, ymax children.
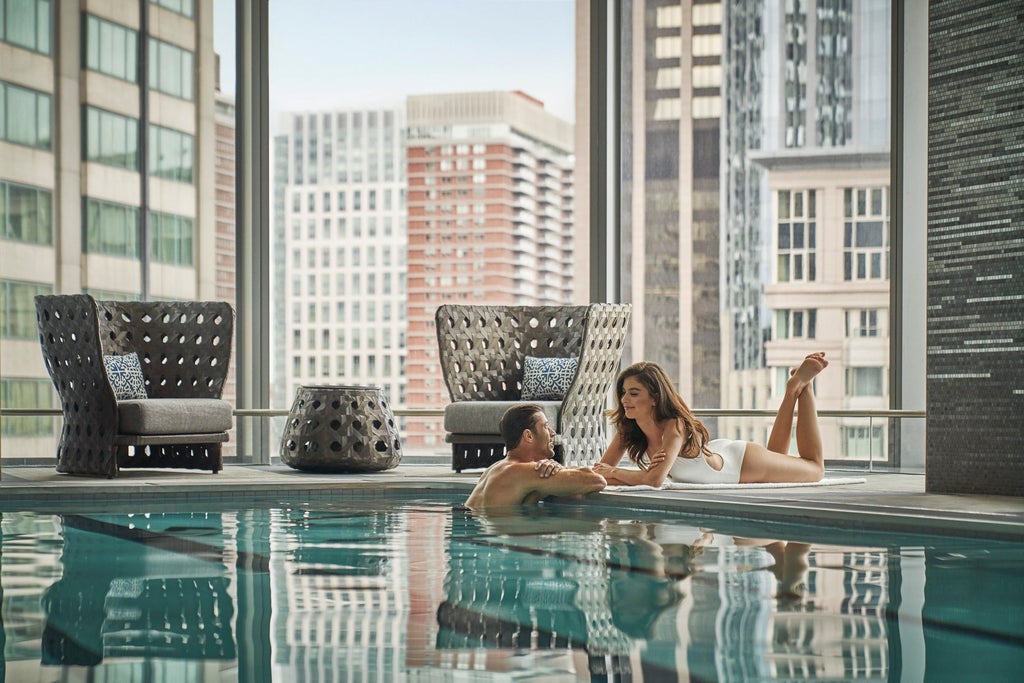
<box><xmin>118</xmin><ymin>399</ymin><xmax>233</xmax><ymax>435</ymax></box>
<box><xmin>444</xmin><ymin>401</ymin><xmax>561</xmax><ymax>435</ymax></box>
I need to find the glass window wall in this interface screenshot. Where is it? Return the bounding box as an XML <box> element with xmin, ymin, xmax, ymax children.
<box><xmin>1</xmin><ymin>180</ymin><xmax>52</xmax><ymax>244</ymax></box>
<box><xmin>84</xmin><ymin>106</ymin><xmax>139</xmax><ymax>170</ymax></box>
<box><xmin>0</xmin><ymin>0</ymin><xmax>50</xmax><ymax>54</ymax></box>
<box><xmin>0</xmin><ymin>80</ymin><xmax>51</xmax><ymax>149</ymax></box>
<box><xmin>84</xmin><ymin>14</ymin><xmax>138</xmax><ymax>83</ymax></box>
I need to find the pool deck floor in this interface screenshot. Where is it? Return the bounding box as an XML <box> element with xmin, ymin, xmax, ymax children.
<box><xmin>2</xmin><ymin>461</ymin><xmax>1022</xmax><ymax>541</ymax></box>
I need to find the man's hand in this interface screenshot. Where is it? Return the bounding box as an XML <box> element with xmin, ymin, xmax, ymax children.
<box><xmin>534</xmin><ymin>459</ymin><xmax>564</xmax><ymax>478</ymax></box>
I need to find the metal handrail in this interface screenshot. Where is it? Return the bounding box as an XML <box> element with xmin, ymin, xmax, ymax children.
<box><xmin>1</xmin><ymin>407</ymin><xmax>927</xmax><ymax>418</ymax></box>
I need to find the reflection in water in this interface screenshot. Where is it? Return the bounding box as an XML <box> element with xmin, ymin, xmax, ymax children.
<box><xmin>0</xmin><ymin>501</ymin><xmax>1022</xmax><ymax>681</ymax></box>
<box><xmin>434</xmin><ymin>507</ymin><xmax>892</xmax><ymax>681</ymax></box>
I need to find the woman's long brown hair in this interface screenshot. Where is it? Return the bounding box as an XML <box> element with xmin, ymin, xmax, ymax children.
<box><xmin>606</xmin><ymin>361</ymin><xmax>711</xmax><ymax>468</ymax></box>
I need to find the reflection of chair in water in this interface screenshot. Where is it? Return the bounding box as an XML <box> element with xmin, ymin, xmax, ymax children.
<box><xmin>41</xmin><ymin>513</ymin><xmax>236</xmax><ymax>665</ymax></box>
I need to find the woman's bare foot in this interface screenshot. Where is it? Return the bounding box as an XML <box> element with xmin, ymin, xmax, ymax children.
<box><xmin>787</xmin><ymin>352</ymin><xmax>828</xmax><ymax>397</ymax></box>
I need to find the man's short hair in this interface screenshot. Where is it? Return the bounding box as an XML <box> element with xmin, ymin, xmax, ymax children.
<box><xmin>499</xmin><ymin>403</ymin><xmax>544</xmax><ymax>450</ymax></box>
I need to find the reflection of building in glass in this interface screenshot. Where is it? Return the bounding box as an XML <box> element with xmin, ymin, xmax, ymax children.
<box><xmin>271</xmin><ymin>107</ymin><xmax>409</xmax><ymax>415</ymax></box>
<box><xmin>0</xmin><ymin>2</ymin><xmax>224</xmax><ymax>460</ymax></box>
<box><xmin>723</xmin><ymin>1</ymin><xmax>890</xmax><ymax>459</ymax></box>
<box><xmin>618</xmin><ymin>0</ymin><xmax>723</xmax><ymax>412</ymax></box>
<box><xmin>403</xmin><ymin>91</ymin><xmax>575</xmax><ymax>450</ymax></box>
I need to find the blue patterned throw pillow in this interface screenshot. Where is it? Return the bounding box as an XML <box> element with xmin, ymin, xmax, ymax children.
<box><xmin>103</xmin><ymin>352</ymin><xmax>148</xmax><ymax>400</ymax></box>
<box><xmin>522</xmin><ymin>356</ymin><xmax>579</xmax><ymax>401</ymax></box>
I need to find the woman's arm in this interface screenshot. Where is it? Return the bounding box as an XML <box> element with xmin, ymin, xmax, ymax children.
<box><xmin>598</xmin><ymin>431</ymin><xmax>626</xmax><ymax>466</ymax></box>
<box><xmin>594</xmin><ymin>419</ymin><xmax>684</xmax><ymax>487</ymax></box>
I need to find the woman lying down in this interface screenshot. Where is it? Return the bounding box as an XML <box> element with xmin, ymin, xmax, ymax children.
<box><xmin>593</xmin><ymin>354</ymin><xmax>829</xmax><ymax>487</ymax></box>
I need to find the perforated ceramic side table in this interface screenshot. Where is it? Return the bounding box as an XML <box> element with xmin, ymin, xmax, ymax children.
<box><xmin>280</xmin><ymin>385</ymin><xmax>402</xmax><ymax>472</ymax></box>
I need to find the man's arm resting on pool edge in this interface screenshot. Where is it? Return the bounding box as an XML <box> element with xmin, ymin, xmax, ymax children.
<box><xmin>526</xmin><ymin>465</ymin><xmax>607</xmax><ymax>499</ymax></box>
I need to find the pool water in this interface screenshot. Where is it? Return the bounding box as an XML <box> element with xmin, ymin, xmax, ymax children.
<box><xmin>1</xmin><ymin>494</ymin><xmax>1022</xmax><ymax>682</ymax></box>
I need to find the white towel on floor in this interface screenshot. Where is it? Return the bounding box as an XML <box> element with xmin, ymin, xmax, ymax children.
<box><xmin>603</xmin><ymin>477</ymin><xmax>866</xmax><ymax>492</ymax></box>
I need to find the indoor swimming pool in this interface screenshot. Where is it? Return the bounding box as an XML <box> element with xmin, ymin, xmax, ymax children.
<box><xmin>1</xmin><ymin>492</ymin><xmax>1021</xmax><ymax>682</ymax></box>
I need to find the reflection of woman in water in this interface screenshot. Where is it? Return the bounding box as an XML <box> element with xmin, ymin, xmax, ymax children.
<box><xmin>603</xmin><ymin>521</ymin><xmax>711</xmax><ymax>640</ymax></box>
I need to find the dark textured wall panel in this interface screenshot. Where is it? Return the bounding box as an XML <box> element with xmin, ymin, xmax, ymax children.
<box><xmin>926</xmin><ymin>0</ymin><xmax>1024</xmax><ymax>495</ymax></box>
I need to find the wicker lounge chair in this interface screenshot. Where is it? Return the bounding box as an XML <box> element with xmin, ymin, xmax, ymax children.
<box><xmin>435</xmin><ymin>303</ymin><xmax>631</xmax><ymax>471</ymax></box>
<box><xmin>35</xmin><ymin>294</ymin><xmax>234</xmax><ymax>478</ymax></box>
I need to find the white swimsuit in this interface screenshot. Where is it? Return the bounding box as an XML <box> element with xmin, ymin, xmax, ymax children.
<box><xmin>667</xmin><ymin>438</ymin><xmax>747</xmax><ymax>484</ymax></box>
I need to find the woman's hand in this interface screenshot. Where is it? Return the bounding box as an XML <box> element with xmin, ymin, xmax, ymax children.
<box><xmin>533</xmin><ymin>459</ymin><xmax>564</xmax><ymax>478</ymax></box>
<box><xmin>592</xmin><ymin>462</ymin><xmax>616</xmax><ymax>477</ymax></box>
<box><xmin>648</xmin><ymin>449</ymin><xmax>668</xmax><ymax>469</ymax></box>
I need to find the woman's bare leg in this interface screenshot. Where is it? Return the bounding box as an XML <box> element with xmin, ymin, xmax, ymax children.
<box><xmin>766</xmin><ymin>352</ymin><xmax>826</xmax><ymax>454</ymax></box>
<box><xmin>794</xmin><ymin>369</ymin><xmax>823</xmax><ymax>467</ymax></box>
<box><xmin>741</xmin><ymin>353</ymin><xmax>827</xmax><ymax>483</ymax></box>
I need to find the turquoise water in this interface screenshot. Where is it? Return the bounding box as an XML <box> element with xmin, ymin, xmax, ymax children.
<box><xmin>1</xmin><ymin>494</ymin><xmax>1022</xmax><ymax>682</ymax></box>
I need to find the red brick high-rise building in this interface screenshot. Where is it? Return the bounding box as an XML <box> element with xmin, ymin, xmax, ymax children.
<box><xmin>404</xmin><ymin>91</ymin><xmax>575</xmax><ymax>451</ymax></box>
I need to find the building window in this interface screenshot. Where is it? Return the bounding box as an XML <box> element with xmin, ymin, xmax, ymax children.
<box><xmin>1</xmin><ymin>180</ymin><xmax>52</xmax><ymax>245</ymax></box>
<box><xmin>692</xmin><ymin>3</ymin><xmax>722</xmax><ymax>26</ymax></box>
<box><xmin>83</xmin><ymin>197</ymin><xmax>139</xmax><ymax>258</ymax></box>
<box><xmin>0</xmin><ymin>80</ymin><xmax>51</xmax><ymax>149</ymax></box>
<box><xmin>83</xmin><ymin>287</ymin><xmax>137</xmax><ymax>301</ymax></box>
<box><xmin>1</xmin><ymin>0</ymin><xmax>51</xmax><ymax>54</ymax></box>
<box><xmin>1</xmin><ymin>378</ymin><xmax>54</xmax><ymax>436</ymax></box>
<box><xmin>842</xmin><ymin>425</ymin><xmax>885</xmax><ymax>460</ymax></box>
<box><xmin>846</xmin><ymin>309</ymin><xmax>882</xmax><ymax>338</ymax></box>
<box><xmin>654</xmin><ymin>97</ymin><xmax>681</xmax><ymax>121</ymax></box>
<box><xmin>655</xmin><ymin>36</ymin><xmax>681</xmax><ymax>59</ymax></box>
<box><xmin>692</xmin><ymin>96</ymin><xmax>721</xmax><ymax>119</ymax></box>
<box><xmin>149</xmin><ymin>37</ymin><xmax>194</xmax><ymax>100</ymax></box>
<box><xmin>150</xmin><ymin>0</ymin><xmax>194</xmax><ymax>19</ymax></box>
<box><xmin>149</xmin><ymin>211</ymin><xmax>193</xmax><ymax>265</ymax></box>
<box><xmin>844</xmin><ymin>187</ymin><xmax>889</xmax><ymax>281</ymax></box>
<box><xmin>846</xmin><ymin>367</ymin><xmax>884</xmax><ymax>397</ymax></box>
<box><xmin>692</xmin><ymin>34</ymin><xmax>722</xmax><ymax>57</ymax></box>
<box><xmin>776</xmin><ymin>189</ymin><xmax>816</xmax><ymax>282</ymax></box>
<box><xmin>149</xmin><ymin>124</ymin><xmax>194</xmax><ymax>183</ymax></box>
<box><xmin>84</xmin><ymin>106</ymin><xmax>138</xmax><ymax>170</ymax></box>
<box><xmin>655</xmin><ymin>5</ymin><xmax>682</xmax><ymax>27</ymax></box>
<box><xmin>775</xmin><ymin>309</ymin><xmax>816</xmax><ymax>340</ymax></box>
<box><xmin>83</xmin><ymin>14</ymin><xmax>137</xmax><ymax>82</ymax></box>
<box><xmin>1</xmin><ymin>279</ymin><xmax>51</xmax><ymax>339</ymax></box>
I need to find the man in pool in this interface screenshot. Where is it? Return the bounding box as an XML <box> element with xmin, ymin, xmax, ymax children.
<box><xmin>465</xmin><ymin>403</ymin><xmax>608</xmax><ymax>510</ymax></box>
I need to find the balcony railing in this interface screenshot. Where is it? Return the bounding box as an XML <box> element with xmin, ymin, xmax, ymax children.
<box><xmin>3</xmin><ymin>407</ymin><xmax>927</xmax><ymax>471</ymax></box>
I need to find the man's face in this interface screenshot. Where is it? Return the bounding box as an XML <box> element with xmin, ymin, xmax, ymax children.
<box><xmin>530</xmin><ymin>413</ymin><xmax>557</xmax><ymax>459</ymax></box>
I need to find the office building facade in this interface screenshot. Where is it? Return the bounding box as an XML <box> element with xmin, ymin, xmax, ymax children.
<box><xmin>272</xmin><ymin>106</ymin><xmax>409</xmax><ymax>416</ymax></box>
<box><xmin>0</xmin><ymin>0</ymin><xmax>221</xmax><ymax>460</ymax></box>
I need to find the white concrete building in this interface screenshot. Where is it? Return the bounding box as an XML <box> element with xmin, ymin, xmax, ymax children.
<box><xmin>272</xmin><ymin>107</ymin><xmax>408</xmax><ymax>415</ymax></box>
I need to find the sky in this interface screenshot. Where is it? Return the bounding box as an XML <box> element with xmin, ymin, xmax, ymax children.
<box><xmin>214</xmin><ymin>0</ymin><xmax>576</xmax><ymax>130</ymax></box>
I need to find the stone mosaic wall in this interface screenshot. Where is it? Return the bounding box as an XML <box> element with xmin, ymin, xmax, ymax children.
<box><xmin>926</xmin><ymin>0</ymin><xmax>1024</xmax><ymax>495</ymax></box>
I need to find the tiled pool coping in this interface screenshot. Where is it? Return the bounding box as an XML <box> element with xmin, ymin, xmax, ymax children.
<box><xmin>2</xmin><ymin>465</ymin><xmax>1022</xmax><ymax>541</ymax></box>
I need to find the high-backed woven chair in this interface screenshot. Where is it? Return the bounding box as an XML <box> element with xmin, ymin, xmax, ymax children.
<box><xmin>435</xmin><ymin>303</ymin><xmax>631</xmax><ymax>471</ymax></box>
<box><xmin>35</xmin><ymin>294</ymin><xmax>234</xmax><ymax>478</ymax></box>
